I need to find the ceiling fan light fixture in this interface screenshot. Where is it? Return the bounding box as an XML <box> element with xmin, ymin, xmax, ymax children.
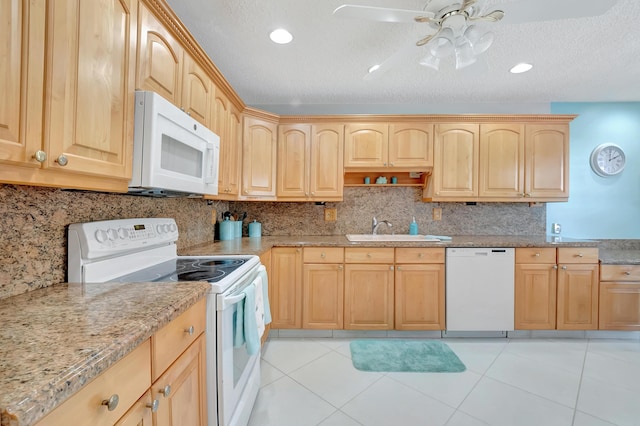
<box><xmin>269</xmin><ymin>28</ymin><xmax>293</xmax><ymax>44</ymax></box>
<box><xmin>464</xmin><ymin>26</ymin><xmax>494</xmax><ymax>55</ymax></box>
<box><xmin>430</xmin><ymin>28</ymin><xmax>455</xmax><ymax>58</ymax></box>
<box><xmin>454</xmin><ymin>39</ymin><xmax>477</xmax><ymax>69</ymax></box>
<box><xmin>510</xmin><ymin>63</ymin><xmax>533</xmax><ymax>74</ymax></box>
<box><xmin>419</xmin><ymin>54</ymin><xmax>440</xmax><ymax>70</ymax></box>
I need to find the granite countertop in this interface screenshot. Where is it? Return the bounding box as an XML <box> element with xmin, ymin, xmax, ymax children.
<box><xmin>599</xmin><ymin>249</ymin><xmax>640</xmax><ymax>265</ymax></box>
<box><xmin>0</xmin><ymin>281</ymin><xmax>210</xmax><ymax>426</ymax></box>
<box><xmin>181</xmin><ymin>235</ymin><xmax>599</xmax><ymax>257</ymax></box>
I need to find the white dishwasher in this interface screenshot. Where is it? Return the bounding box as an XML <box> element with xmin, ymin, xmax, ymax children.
<box><xmin>446</xmin><ymin>248</ymin><xmax>515</xmax><ymax>331</ymax></box>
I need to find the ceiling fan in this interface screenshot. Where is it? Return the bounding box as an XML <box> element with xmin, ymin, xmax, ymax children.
<box><xmin>333</xmin><ymin>0</ymin><xmax>619</xmax><ymax>76</ymax></box>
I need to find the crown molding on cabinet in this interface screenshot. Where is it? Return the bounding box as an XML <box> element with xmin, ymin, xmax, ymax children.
<box><xmin>279</xmin><ymin>114</ymin><xmax>578</xmax><ymax>124</ymax></box>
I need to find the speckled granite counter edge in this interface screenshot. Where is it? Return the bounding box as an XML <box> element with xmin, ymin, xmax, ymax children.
<box><xmin>0</xmin><ymin>282</ymin><xmax>210</xmax><ymax>426</ymax></box>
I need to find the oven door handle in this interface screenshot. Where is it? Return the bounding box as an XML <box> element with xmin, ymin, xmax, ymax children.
<box><xmin>221</xmin><ymin>292</ymin><xmax>246</xmax><ymax>308</ymax></box>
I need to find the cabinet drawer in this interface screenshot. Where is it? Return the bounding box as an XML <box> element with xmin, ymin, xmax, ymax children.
<box><xmin>345</xmin><ymin>248</ymin><xmax>395</xmax><ymax>263</ymax></box>
<box><xmin>303</xmin><ymin>247</ymin><xmax>344</xmax><ymax>263</ymax></box>
<box><xmin>515</xmin><ymin>248</ymin><xmax>556</xmax><ymax>264</ymax></box>
<box><xmin>36</xmin><ymin>340</ymin><xmax>151</xmax><ymax>426</ymax></box>
<box><xmin>601</xmin><ymin>264</ymin><xmax>640</xmax><ymax>282</ymax></box>
<box><xmin>557</xmin><ymin>248</ymin><xmax>599</xmax><ymax>264</ymax></box>
<box><xmin>395</xmin><ymin>248</ymin><xmax>444</xmax><ymax>263</ymax></box>
<box><xmin>152</xmin><ymin>298</ymin><xmax>206</xmax><ymax>381</ymax></box>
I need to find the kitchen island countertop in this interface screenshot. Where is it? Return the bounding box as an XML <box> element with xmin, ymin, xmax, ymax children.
<box><xmin>0</xmin><ymin>281</ymin><xmax>210</xmax><ymax>426</ymax></box>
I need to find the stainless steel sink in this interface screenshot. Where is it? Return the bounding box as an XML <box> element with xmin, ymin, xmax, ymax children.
<box><xmin>345</xmin><ymin>234</ymin><xmax>442</xmax><ymax>242</ymax></box>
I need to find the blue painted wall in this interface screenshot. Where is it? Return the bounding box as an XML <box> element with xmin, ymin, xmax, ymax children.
<box><xmin>548</xmin><ymin>102</ymin><xmax>640</xmax><ymax>239</ymax></box>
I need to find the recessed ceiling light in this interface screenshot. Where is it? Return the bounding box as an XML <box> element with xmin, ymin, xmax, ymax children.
<box><xmin>368</xmin><ymin>64</ymin><xmax>380</xmax><ymax>73</ymax></box>
<box><xmin>510</xmin><ymin>63</ymin><xmax>533</xmax><ymax>74</ymax></box>
<box><xmin>269</xmin><ymin>28</ymin><xmax>293</xmax><ymax>44</ymax></box>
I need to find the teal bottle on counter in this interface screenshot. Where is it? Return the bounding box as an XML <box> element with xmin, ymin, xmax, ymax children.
<box><xmin>409</xmin><ymin>217</ymin><xmax>418</xmax><ymax>235</ymax></box>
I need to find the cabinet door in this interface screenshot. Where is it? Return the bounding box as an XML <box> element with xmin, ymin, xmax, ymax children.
<box><xmin>557</xmin><ymin>264</ymin><xmax>599</xmax><ymax>330</ymax></box>
<box><xmin>181</xmin><ymin>53</ymin><xmax>212</xmax><ymax>126</ymax></box>
<box><xmin>515</xmin><ymin>264</ymin><xmax>557</xmax><ymax>329</ymax></box>
<box><xmin>344</xmin><ymin>123</ymin><xmax>387</xmax><ymax>167</ymax></box>
<box><xmin>479</xmin><ymin>123</ymin><xmax>525</xmax><ymax>199</ymax></box>
<box><xmin>116</xmin><ymin>391</ymin><xmax>154</xmax><ymax>426</ymax></box>
<box><xmin>153</xmin><ymin>335</ymin><xmax>207</xmax><ymax>426</ymax></box>
<box><xmin>433</xmin><ymin>123</ymin><xmax>479</xmax><ymax>198</ymax></box>
<box><xmin>242</xmin><ymin>116</ymin><xmax>277</xmax><ymax>197</ymax></box>
<box><xmin>0</xmin><ymin>0</ymin><xmax>45</xmax><ymax>167</ymax></box>
<box><xmin>395</xmin><ymin>264</ymin><xmax>445</xmax><ymax>330</ymax></box>
<box><xmin>525</xmin><ymin>124</ymin><xmax>569</xmax><ymax>199</ymax></box>
<box><xmin>46</xmin><ymin>0</ymin><xmax>136</xmax><ymax>179</ymax></box>
<box><xmin>277</xmin><ymin>124</ymin><xmax>311</xmax><ymax>198</ymax></box>
<box><xmin>344</xmin><ymin>264</ymin><xmax>394</xmax><ymax>330</ymax></box>
<box><xmin>137</xmin><ymin>2</ymin><xmax>182</xmax><ymax>104</ymax></box>
<box><xmin>309</xmin><ymin>124</ymin><xmax>344</xmax><ymax>199</ymax></box>
<box><xmin>388</xmin><ymin>123</ymin><xmax>433</xmax><ymax>168</ymax></box>
<box><xmin>270</xmin><ymin>248</ymin><xmax>302</xmax><ymax>328</ymax></box>
<box><xmin>226</xmin><ymin>105</ymin><xmax>242</xmax><ymax>196</ymax></box>
<box><xmin>599</xmin><ymin>282</ymin><xmax>640</xmax><ymax>330</ymax></box>
<box><xmin>303</xmin><ymin>264</ymin><xmax>344</xmax><ymax>329</ymax></box>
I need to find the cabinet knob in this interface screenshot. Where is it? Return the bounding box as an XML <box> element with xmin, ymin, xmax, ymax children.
<box><xmin>244</xmin><ymin>189</ymin><xmax>249</xmax><ymax>194</ymax></box>
<box><xmin>397</xmin><ymin>266</ymin><xmax>401</xmax><ymax>271</ymax></box>
<box><xmin>418</xmin><ymin>253</ymin><xmax>424</xmax><ymax>258</ymax></box>
<box><xmin>311</xmin><ymin>192</ymin><xmax>315</xmax><ymax>196</ymax></box>
<box><xmin>147</xmin><ymin>399</ymin><xmax>160</xmax><ymax>413</ymax></box>
<box><xmin>383</xmin><ymin>162</ymin><xmax>387</xmax><ymax>166</ymax></box>
<box><xmin>305</xmin><ymin>192</ymin><xmax>309</xmax><ymax>196</ymax></box>
<box><xmin>101</xmin><ymin>394</ymin><xmax>120</xmax><ymax>411</ymax></box>
<box><xmin>55</xmin><ymin>154</ymin><xmax>68</xmax><ymax>166</ymax></box>
<box><xmin>160</xmin><ymin>384</ymin><xmax>172</xmax><ymax>397</ymax></box>
<box><xmin>184</xmin><ymin>325</ymin><xmax>195</xmax><ymax>335</ymax></box>
<box><xmin>296</xmin><ymin>248</ymin><xmax>301</xmax><ymax>253</ymax></box>
<box><xmin>390</xmin><ymin>266</ymin><xmax>394</xmax><ymax>271</ymax></box>
<box><xmin>321</xmin><ymin>252</ymin><xmax>326</xmax><ymax>258</ymax></box>
<box><xmin>520</xmin><ymin>193</ymin><xmax>526</xmax><ymax>197</ymax></box>
<box><xmin>624</xmin><ymin>271</ymin><xmax>631</xmax><ymax>276</ymax></box>
<box><xmin>33</xmin><ymin>150</ymin><xmax>47</xmax><ymax>163</ymax></box>
<box><xmin>338</xmin><ymin>265</ymin><xmax>343</xmax><ymax>271</ymax></box>
<box><xmin>561</xmin><ymin>265</ymin><xmax>567</xmax><ymax>270</ymax></box>
<box><xmin>577</xmin><ymin>253</ymin><xmax>584</xmax><ymax>258</ymax></box>
<box><xmin>390</xmin><ymin>163</ymin><xmax>394</xmax><ymax>167</ymax></box>
<box><xmin>553</xmin><ymin>265</ymin><xmax>558</xmax><ymax>270</ymax></box>
<box><xmin>366</xmin><ymin>253</ymin><xmax>372</xmax><ymax>258</ymax></box>
<box><xmin>525</xmin><ymin>193</ymin><xmax>531</xmax><ymax>197</ymax></box>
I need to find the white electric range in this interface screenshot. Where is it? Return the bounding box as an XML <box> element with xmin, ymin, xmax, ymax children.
<box><xmin>68</xmin><ymin>218</ymin><xmax>265</xmax><ymax>426</ymax></box>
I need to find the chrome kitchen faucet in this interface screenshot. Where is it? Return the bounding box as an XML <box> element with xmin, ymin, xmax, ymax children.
<box><xmin>371</xmin><ymin>216</ymin><xmax>393</xmax><ymax>235</ymax></box>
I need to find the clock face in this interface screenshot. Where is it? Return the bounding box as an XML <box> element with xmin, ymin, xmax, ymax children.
<box><xmin>590</xmin><ymin>144</ymin><xmax>626</xmax><ymax>177</ymax></box>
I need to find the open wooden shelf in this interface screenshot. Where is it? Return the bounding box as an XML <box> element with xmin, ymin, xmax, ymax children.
<box><xmin>344</xmin><ymin>171</ymin><xmax>429</xmax><ymax>187</ymax></box>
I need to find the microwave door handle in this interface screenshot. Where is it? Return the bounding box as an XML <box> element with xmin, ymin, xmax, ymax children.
<box><xmin>204</xmin><ymin>143</ymin><xmax>216</xmax><ymax>184</ymax></box>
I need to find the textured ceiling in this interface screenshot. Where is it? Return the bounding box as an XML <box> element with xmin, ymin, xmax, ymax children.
<box><xmin>165</xmin><ymin>0</ymin><xmax>640</xmax><ymax>113</ymax></box>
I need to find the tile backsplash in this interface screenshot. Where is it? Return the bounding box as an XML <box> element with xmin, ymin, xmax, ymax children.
<box><xmin>230</xmin><ymin>187</ymin><xmax>547</xmax><ymax>236</ymax></box>
<box><xmin>0</xmin><ymin>185</ymin><xmax>226</xmax><ymax>300</ymax></box>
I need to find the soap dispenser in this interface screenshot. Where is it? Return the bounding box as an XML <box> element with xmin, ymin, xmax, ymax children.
<box><xmin>409</xmin><ymin>217</ymin><xmax>418</xmax><ymax>235</ymax></box>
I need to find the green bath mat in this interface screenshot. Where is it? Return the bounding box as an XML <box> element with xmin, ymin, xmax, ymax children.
<box><xmin>350</xmin><ymin>339</ymin><xmax>466</xmax><ymax>373</ymax></box>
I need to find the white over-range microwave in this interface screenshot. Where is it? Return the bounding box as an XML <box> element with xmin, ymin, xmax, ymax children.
<box><xmin>129</xmin><ymin>91</ymin><xmax>220</xmax><ymax>197</ymax></box>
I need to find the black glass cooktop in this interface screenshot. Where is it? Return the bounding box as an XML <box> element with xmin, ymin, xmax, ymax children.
<box><xmin>116</xmin><ymin>257</ymin><xmax>248</xmax><ymax>283</ymax></box>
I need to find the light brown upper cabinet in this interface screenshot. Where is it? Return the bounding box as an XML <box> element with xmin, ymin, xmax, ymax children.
<box><xmin>211</xmin><ymin>90</ymin><xmax>241</xmax><ymax>198</ymax></box>
<box><xmin>277</xmin><ymin>124</ymin><xmax>344</xmax><ymax>201</ymax></box>
<box><xmin>344</xmin><ymin>123</ymin><xmax>433</xmax><ymax>170</ymax></box>
<box><xmin>138</xmin><ymin>2</ymin><xmax>214</xmax><ymax>128</ymax></box>
<box><xmin>430</xmin><ymin>123</ymin><xmax>479</xmax><ymax>199</ymax></box>
<box><xmin>1</xmin><ymin>0</ymin><xmax>137</xmax><ymax>192</ymax></box>
<box><xmin>0</xmin><ymin>0</ymin><xmax>45</xmax><ymax>170</ymax></box>
<box><xmin>242</xmin><ymin>113</ymin><xmax>278</xmax><ymax>198</ymax></box>
<box><xmin>137</xmin><ymin>2</ymin><xmax>183</xmax><ymax>105</ymax></box>
<box><xmin>426</xmin><ymin>121</ymin><xmax>570</xmax><ymax>202</ymax></box>
<box><xmin>525</xmin><ymin>124</ymin><xmax>569</xmax><ymax>200</ymax></box>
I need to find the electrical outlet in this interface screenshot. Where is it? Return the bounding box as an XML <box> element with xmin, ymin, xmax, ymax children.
<box><xmin>324</xmin><ymin>208</ymin><xmax>337</xmax><ymax>222</ymax></box>
<box><xmin>552</xmin><ymin>223</ymin><xmax>561</xmax><ymax>234</ymax></box>
<box><xmin>432</xmin><ymin>207</ymin><xmax>442</xmax><ymax>221</ymax></box>
<box><xmin>211</xmin><ymin>209</ymin><xmax>217</xmax><ymax>224</ymax></box>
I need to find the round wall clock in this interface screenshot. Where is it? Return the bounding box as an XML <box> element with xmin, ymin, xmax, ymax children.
<box><xmin>590</xmin><ymin>143</ymin><xmax>626</xmax><ymax>177</ymax></box>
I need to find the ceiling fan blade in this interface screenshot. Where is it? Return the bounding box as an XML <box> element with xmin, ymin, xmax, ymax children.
<box><xmin>461</xmin><ymin>0</ymin><xmax>478</xmax><ymax>12</ymax></box>
<box><xmin>333</xmin><ymin>4</ymin><xmax>433</xmax><ymax>23</ymax></box>
<box><xmin>499</xmin><ymin>0</ymin><xmax>619</xmax><ymax>25</ymax></box>
<box><xmin>363</xmin><ymin>44</ymin><xmax>419</xmax><ymax>81</ymax></box>
<box><xmin>469</xmin><ymin>10</ymin><xmax>504</xmax><ymax>23</ymax></box>
<box><xmin>416</xmin><ymin>27</ymin><xmax>443</xmax><ymax>47</ymax></box>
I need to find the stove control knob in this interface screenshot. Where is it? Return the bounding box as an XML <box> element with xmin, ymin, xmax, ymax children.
<box><xmin>156</xmin><ymin>224</ymin><xmax>163</xmax><ymax>234</ymax></box>
<box><xmin>107</xmin><ymin>228</ymin><xmax>118</xmax><ymax>241</ymax></box>
<box><xmin>117</xmin><ymin>228</ymin><xmax>128</xmax><ymax>239</ymax></box>
<box><xmin>95</xmin><ymin>229</ymin><xmax>108</xmax><ymax>243</ymax></box>
<box><xmin>162</xmin><ymin>224</ymin><xmax>170</xmax><ymax>233</ymax></box>
<box><xmin>169</xmin><ymin>223</ymin><xmax>177</xmax><ymax>232</ymax></box>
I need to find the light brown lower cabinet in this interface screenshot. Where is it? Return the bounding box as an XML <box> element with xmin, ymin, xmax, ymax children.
<box><xmin>515</xmin><ymin>247</ymin><xmax>599</xmax><ymax>330</ymax></box>
<box><xmin>599</xmin><ymin>264</ymin><xmax>640</xmax><ymax>330</ymax></box>
<box><xmin>303</xmin><ymin>248</ymin><xmax>345</xmax><ymax>329</ymax></box>
<box><xmin>395</xmin><ymin>248</ymin><xmax>445</xmax><ymax>331</ymax></box>
<box><xmin>270</xmin><ymin>247</ymin><xmax>303</xmax><ymax>328</ymax></box>
<box><xmin>35</xmin><ymin>300</ymin><xmax>207</xmax><ymax>426</ymax></box>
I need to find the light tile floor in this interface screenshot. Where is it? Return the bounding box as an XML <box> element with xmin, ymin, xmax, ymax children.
<box><xmin>248</xmin><ymin>337</ymin><xmax>640</xmax><ymax>426</ymax></box>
